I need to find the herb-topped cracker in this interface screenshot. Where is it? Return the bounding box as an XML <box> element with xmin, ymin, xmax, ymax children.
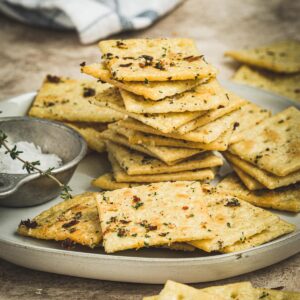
<box><xmin>225</xmin><ymin>40</ymin><xmax>300</xmax><ymax>73</ymax></box>
<box><xmin>232</xmin><ymin>165</ymin><xmax>265</xmax><ymax>190</ymax></box>
<box><xmin>189</xmin><ymin>186</ymin><xmax>279</xmax><ymax>252</ymax></box>
<box><xmin>106</xmin><ymin>141</ymin><xmax>222</xmax><ymax>175</ymax></box>
<box><xmin>109</xmin><ymin>153</ymin><xmax>216</xmax><ymax>183</ymax></box>
<box><xmin>229</xmin><ymin>107</ymin><xmax>300</xmax><ymax>176</ymax></box>
<box><xmin>232</xmin><ymin>65</ymin><xmax>300</xmax><ymax>104</ymax></box>
<box><xmin>218</xmin><ymin>173</ymin><xmax>300</xmax><ymax>212</ymax></box>
<box><xmin>224</xmin><ymin>152</ymin><xmax>300</xmax><ymax>189</ymax></box>
<box><xmin>82</xmin><ymin>63</ymin><xmax>208</xmax><ymax>101</ymax></box>
<box><xmin>93</xmin><ymin>88</ymin><xmax>203</xmax><ymax>133</ymax></box>
<box><xmin>99</xmin><ymin>38</ymin><xmax>217</xmax><ymax>81</ymax></box>
<box><xmin>119</xmin><ymin>79</ymin><xmax>229</xmax><ymax>114</ymax></box>
<box><xmin>96</xmin><ymin>181</ymin><xmax>215</xmax><ymax>253</ymax></box>
<box><xmin>28</xmin><ymin>76</ymin><xmax>123</xmax><ymax>123</ymax></box>
<box><xmin>18</xmin><ymin>193</ymin><xmax>102</xmax><ymax>248</ymax></box>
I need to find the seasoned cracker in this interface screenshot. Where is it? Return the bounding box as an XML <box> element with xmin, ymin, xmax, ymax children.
<box><xmin>109</xmin><ymin>153</ymin><xmax>216</xmax><ymax>183</ymax></box>
<box><xmin>99</xmin><ymin>38</ymin><xmax>217</xmax><ymax>81</ymax></box>
<box><xmin>93</xmin><ymin>87</ymin><xmax>203</xmax><ymax>133</ymax></box>
<box><xmin>222</xmin><ymin>219</ymin><xmax>295</xmax><ymax>253</ymax></box>
<box><xmin>232</xmin><ymin>65</ymin><xmax>300</xmax><ymax>104</ymax></box>
<box><xmin>218</xmin><ymin>173</ymin><xmax>300</xmax><ymax>212</ymax></box>
<box><xmin>232</xmin><ymin>165</ymin><xmax>265</xmax><ymax>190</ymax></box>
<box><xmin>177</xmin><ymin>92</ymin><xmax>247</xmax><ymax>134</ymax></box>
<box><xmin>92</xmin><ymin>173</ymin><xmax>141</xmax><ymax>190</ymax></box>
<box><xmin>96</xmin><ymin>181</ymin><xmax>215</xmax><ymax>253</ymax></box>
<box><xmin>189</xmin><ymin>186</ymin><xmax>279</xmax><ymax>252</ymax></box>
<box><xmin>107</xmin><ymin>141</ymin><xmax>222</xmax><ymax>175</ymax></box>
<box><xmin>229</xmin><ymin>107</ymin><xmax>300</xmax><ymax>176</ymax></box>
<box><xmin>120</xmin><ymin>79</ymin><xmax>229</xmax><ymax>113</ymax></box>
<box><xmin>28</xmin><ymin>76</ymin><xmax>123</xmax><ymax>123</ymax></box>
<box><xmin>82</xmin><ymin>63</ymin><xmax>207</xmax><ymax>101</ymax></box>
<box><xmin>225</xmin><ymin>40</ymin><xmax>300</xmax><ymax>73</ymax></box>
<box><xmin>224</xmin><ymin>152</ymin><xmax>300</xmax><ymax>189</ymax></box>
<box><xmin>18</xmin><ymin>193</ymin><xmax>102</xmax><ymax>248</ymax></box>
<box><xmin>65</xmin><ymin>122</ymin><xmax>106</xmax><ymax>153</ymax></box>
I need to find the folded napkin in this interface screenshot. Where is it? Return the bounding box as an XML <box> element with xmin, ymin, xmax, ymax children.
<box><xmin>0</xmin><ymin>0</ymin><xmax>181</xmax><ymax>44</ymax></box>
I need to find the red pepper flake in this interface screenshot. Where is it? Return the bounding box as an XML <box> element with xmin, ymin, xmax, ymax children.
<box><xmin>133</xmin><ymin>195</ymin><xmax>141</xmax><ymax>203</ymax></box>
<box><xmin>182</xmin><ymin>206</ymin><xmax>189</xmax><ymax>210</ymax></box>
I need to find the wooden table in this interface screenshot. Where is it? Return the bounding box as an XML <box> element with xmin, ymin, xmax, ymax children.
<box><xmin>0</xmin><ymin>0</ymin><xmax>299</xmax><ymax>298</ymax></box>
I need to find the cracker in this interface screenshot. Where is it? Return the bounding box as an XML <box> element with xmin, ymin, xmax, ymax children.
<box><xmin>120</xmin><ymin>79</ymin><xmax>229</xmax><ymax>113</ymax></box>
<box><xmin>232</xmin><ymin>165</ymin><xmax>265</xmax><ymax>190</ymax></box>
<box><xmin>225</xmin><ymin>40</ymin><xmax>300</xmax><ymax>73</ymax></box>
<box><xmin>93</xmin><ymin>87</ymin><xmax>203</xmax><ymax>133</ymax></box>
<box><xmin>65</xmin><ymin>122</ymin><xmax>106</xmax><ymax>153</ymax></box>
<box><xmin>82</xmin><ymin>63</ymin><xmax>207</xmax><ymax>101</ymax></box>
<box><xmin>189</xmin><ymin>187</ymin><xmax>279</xmax><ymax>252</ymax></box>
<box><xmin>106</xmin><ymin>141</ymin><xmax>222</xmax><ymax>175</ymax></box>
<box><xmin>255</xmin><ymin>288</ymin><xmax>300</xmax><ymax>300</ymax></box>
<box><xmin>177</xmin><ymin>92</ymin><xmax>247</xmax><ymax>134</ymax></box>
<box><xmin>233</xmin><ymin>65</ymin><xmax>300</xmax><ymax>104</ymax></box>
<box><xmin>28</xmin><ymin>76</ymin><xmax>123</xmax><ymax>123</ymax></box>
<box><xmin>222</xmin><ymin>219</ymin><xmax>295</xmax><ymax>253</ymax></box>
<box><xmin>224</xmin><ymin>152</ymin><xmax>300</xmax><ymax>189</ymax></box>
<box><xmin>92</xmin><ymin>173</ymin><xmax>141</xmax><ymax>190</ymax></box>
<box><xmin>18</xmin><ymin>193</ymin><xmax>102</xmax><ymax>248</ymax></box>
<box><xmin>96</xmin><ymin>181</ymin><xmax>215</xmax><ymax>253</ymax></box>
<box><xmin>229</xmin><ymin>107</ymin><xmax>300</xmax><ymax>176</ymax></box>
<box><xmin>218</xmin><ymin>173</ymin><xmax>300</xmax><ymax>212</ymax></box>
<box><xmin>109</xmin><ymin>123</ymin><xmax>232</xmax><ymax>151</ymax></box>
<box><xmin>109</xmin><ymin>153</ymin><xmax>216</xmax><ymax>183</ymax></box>
<box><xmin>157</xmin><ymin>281</ymin><xmax>215</xmax><ymax>300</ymax></box>
<box><xmin>101</xmin><ymin>129</ymin><xmax>203</xmax><ymax>165</ymax></box>
<box><xmin>99</xmin><ymin>38</ymin><xmax>217</xmax><ymax>81</ymax></box>
<box><xmin>229</xmin><ymin>105</ymin><xmax>271</xmax><ymax>144</ymax></box>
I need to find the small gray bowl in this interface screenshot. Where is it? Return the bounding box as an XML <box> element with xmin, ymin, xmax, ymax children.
<box><xmin>0</xmin><ymin>117</ymin><xmax>87</xmax><ymax>207</ymax></box>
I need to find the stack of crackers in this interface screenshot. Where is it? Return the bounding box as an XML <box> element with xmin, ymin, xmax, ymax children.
<box><xmin>81</xmin><ymin>38</ymin><xmax>270</xmax><ymax>189</ymax></box>
<box><xmin>28</xmin><ymin>75</ymin><xmax>123</xmax><ymax>153</ymax></box>
<box><xmin>226</xmin><ymin>40</ymin><xmax>300</xmax><ymax>103</ymax></box>
<box><xmin>144</xmin><ymin>280</ymin><xmax>300</xmax><ymax>299</ymax></box>
<box><xmin>220</xmin><ymin>106</ymin><xmax>300</xmax><ymax>213</ymax></box>
<box><xmin>18</xmin><ymin>180</ymin><xmax>295</xmax><ymax>254</ymax></box>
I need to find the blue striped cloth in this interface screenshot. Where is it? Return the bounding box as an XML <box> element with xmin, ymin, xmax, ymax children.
<box><xmin>0</xmin><ymin>0</ymin><xmax>181</xmax><ymax>44</ymax></box>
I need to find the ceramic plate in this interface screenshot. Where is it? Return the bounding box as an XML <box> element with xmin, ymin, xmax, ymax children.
<box><xmin>0</xmin><ymin>81</ymin><xmax>299</xmax><ymax>284</ymax></box>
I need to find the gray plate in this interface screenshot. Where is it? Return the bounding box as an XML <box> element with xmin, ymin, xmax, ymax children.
<box><xmin>0</xmin><ymin>81</ymin><xmax>299</xmax><ymax>284</ymax></box>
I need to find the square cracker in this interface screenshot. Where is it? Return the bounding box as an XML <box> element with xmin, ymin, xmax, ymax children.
<box><xmin>120</xmin><ymin>79</ymin><xmax>229</xmax><ymax>114</ymax></box>
<box><xmin>96</xmin><ymin>181</ymin><xmax>215</xmax><ymax>253</ymax></box>
<box><xmin>65</xmin><ymin>122</ymin><xmax>106</xmax><ymax>153</ymax></box>
<box><xmin>189</xmin><ymin>186</ymin><xmax>279</xmax><ymax>252</ymax></box>
<box><xmin>109</xmin><ymin>153</ymin><xmax>216</xmax><ymax>183</ymax></box>
<box><xmin>28</xmin><ymin>76</ymin><xmax>123</xmax><ymax>123</ymax></box>
<box><xmin>225</xmin><ymin>40</ymin><xmax>300</xmax><ymax>73</ymax></box>
<box><xmin>229</xmin><ymin>106</ymin><xmax>300</xmax><ymax>176</ymax></box>
<box><xmin>232</xmin><ymin>65</ymin><xmax>300</xmax><ymax>104</ymax></box>
<box><xmin>224</xmin><ymin>152</ymin><xmax>300</xmax><ymax>190</ymax></box>
<box><xmin>221</xmin><ymin>219</ymin><xmax>295</xmax><ymax>253</ymax></box>
<box><xmin>117</xmin><ymin>118</ymin><xmax>232</xmax><ymax>149</ymax></box>
<box><xmin>93</xmin><ymin>88</ymin><xmax>203</xmax><ymax>133</ymax></box>
<box><xmin>177</xmin><ymin>92</ymin><xmax>247</xmax><ymax>134</ymax></box>
<box><xmin>100</xmin><ymin>129</ymin><xmax>203</xmax><ymax>165</ymax></box>
<box><xmin>218</xmin><ymin>173</ymin><xmax>300</xmax><ymax>212</ymax></box>
<box><xmin>18</xmin><ymin>193</ymin><xmax>102</xmax><ymax>248</ymax></box>
<box><xmin>82</xmin><ymin>63</ymin><xmax>207</xmax><ymax>101</ymax></box>
<box><xmin>99</xmin><ymin>38</ymin><xmax>217</xmax><ymax>81</ymax></box>
<box><xmin>106</xmin><ymin>141</ymin><xmax>222</xmax><ymax>175</ymax></box>
<box><xmin>92</xmin><ymin>173</ymin><xmax>141</xmax><ymax>190</ymax></box>
<box><xmin>109</xmin><ymin>122</ymin><xmax>231</xmax><ymax>151</ymax></box>
<box><xmin>232</xmin><ymin>165</ymin><xmax>265</xmax><ymax>190</ymax></box>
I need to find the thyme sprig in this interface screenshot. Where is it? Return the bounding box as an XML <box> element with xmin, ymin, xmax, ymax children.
<box><xmin>0</xmin><ymin>129</ymin><xmax>72</xmax><ymax>199</ymax></box>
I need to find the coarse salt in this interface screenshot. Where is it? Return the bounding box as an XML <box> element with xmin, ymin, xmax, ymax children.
<box><xmin>0</xmin><ymin>141</ymin><xmax>62</xmax><ymax>174</ymax></box>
